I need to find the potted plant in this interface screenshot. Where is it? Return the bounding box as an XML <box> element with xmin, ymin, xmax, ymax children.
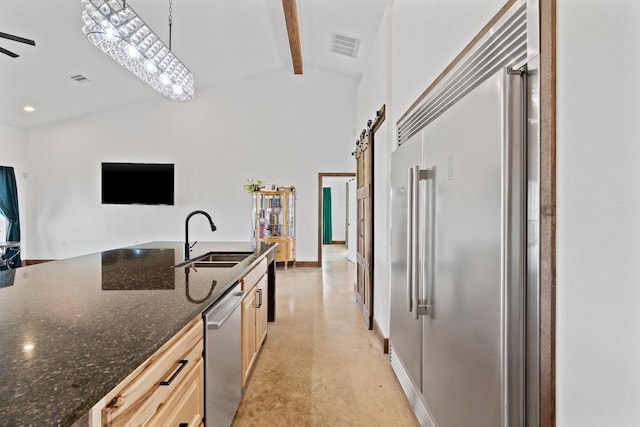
<box><xmin>243</xmin><ymin>178</ymin><xmax>263</xmax><ymax>193</ymax></box>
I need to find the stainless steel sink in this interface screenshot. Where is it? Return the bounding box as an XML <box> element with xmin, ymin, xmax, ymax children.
<box><xmin>192</xmin><ymin>261</ymin><xmax>239</xmax><ymax>268</ymax></box>
<box><xmin>196</xmin><ymin>253</ymin><xmax>253</xmax><ymax>263</ymax></box>
<box><xmin>174</xmin><ymin>251</ymin><xmax>254</xmax><ymax>269</ymax></box>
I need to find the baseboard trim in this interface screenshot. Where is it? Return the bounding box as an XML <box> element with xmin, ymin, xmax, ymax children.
<box><xmin>330</xmin><ymin>240</ymin><xmax>346</xmax><ymax>245</ymax></box>
<box><xmin>390</xmin><ymin>345</ymin><xmax>434</xmax><ymax>426</ymax></box>
<box><xmin>292</xmin><ymin>261</ymin><xmax>320</xmax><ymax>267</ymax></box>
<box><xmin>24</xmin><ymin>259</ymin><xmax>55</xmax><ymax>265</ymax></box>
<box><xmin>373</xmin><ymin>317</ymin><xmax>389</xmax><ymax>354</ymax></box>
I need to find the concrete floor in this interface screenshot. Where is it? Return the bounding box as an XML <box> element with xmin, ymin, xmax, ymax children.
<box><xmin>232</xmin><ymin>245</ymin><xmax>419</xmax><ymax>427</ymax></box>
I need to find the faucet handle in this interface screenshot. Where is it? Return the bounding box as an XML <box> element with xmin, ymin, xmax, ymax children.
<box><xmin>189</xmin><ymin>241</ymin><xmax>198</xmax><ymax>251</ymax></box>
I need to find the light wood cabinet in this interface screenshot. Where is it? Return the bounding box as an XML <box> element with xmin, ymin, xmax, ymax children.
<box><xmin>252</xmin><ymin>187</ymin><xmax>296</xmax><ymax>269</ymax></box>
<box><xmin>89</xmin><ymin>317</ymin><xmax>204</xmax><ymax>426</ymax></box>
<box><xmin>241</xmin><ymin>288</ymin><xmax>257</xmax><ymax>387</ymax></box>
<box><xmin>150</xmin><ymin>358</ymin><xmax>203</xmax><ymax>427</ymax></box>
<box><xmin>255</xmin><ymin>274</ymin><xmax>268</xmax><ymax>348</ymax></box>
<box><xmin>240</xmin><ymin>260</ymin><xmax>269</xmax><ymax>387</ymax></box>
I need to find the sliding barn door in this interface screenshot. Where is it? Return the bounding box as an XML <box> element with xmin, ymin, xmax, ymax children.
<box><xmin>353</xmin><ymin>106</ymin><xmax>385</xmax><ymax>331</ymax></box>
<box><xmin>356</xmin><ymin>131</ymin><xmax>373</xmax><ymax>330</ymax></box>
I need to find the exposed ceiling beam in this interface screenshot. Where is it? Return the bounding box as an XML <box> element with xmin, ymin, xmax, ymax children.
<box><xmin>282</xmin><ymin>0</ymin><xmax>303</xmax><ymax>74</ymax></box>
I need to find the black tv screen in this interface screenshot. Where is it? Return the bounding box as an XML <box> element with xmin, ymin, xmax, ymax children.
<box><xmin>102</xmin><ymin>162</ymin><xmax>174</xmax><ymax>205</ymax></box>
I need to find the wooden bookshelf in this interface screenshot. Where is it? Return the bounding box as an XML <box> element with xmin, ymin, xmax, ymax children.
<box><xmin>252</xmin><ymin>187</ymin><xmax>296</xmax><ymax>269</ymax></box>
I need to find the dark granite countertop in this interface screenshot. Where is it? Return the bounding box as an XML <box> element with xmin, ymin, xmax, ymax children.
<box><xmin>0</xmin><ymin>241</ymin><xmax>275</xmax><ymax>426</ymax></box>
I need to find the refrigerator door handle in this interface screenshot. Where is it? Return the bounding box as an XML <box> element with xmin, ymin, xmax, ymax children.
<box><xmin>417</xmin><ymin>168</ymin><xmax>435</xmax><ymax>317</ymax></box>
<box><xmin>407</xmin><ymin>165</ymin><xmax>434</xmax><ymax>319</ymax></box>
<box><xmin>412</xmin><ymin>166</ymin><xmax>421</xmax><ymax>319</ymax></box>
<box><xmin>406</xmin><ymin>166</ymin><xmax>415</xmax><ymax>313</ymax></box>
<box><xmin>425</xmin><ymin>168</ymin><xmax>436</xmax><ymax>317</ymax></box>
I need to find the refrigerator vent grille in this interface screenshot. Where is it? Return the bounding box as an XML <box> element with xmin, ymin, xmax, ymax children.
<box><xmin>398</xmin><ymin>1</ymin><xmax>527</xmax><ymax>145</ymax></box>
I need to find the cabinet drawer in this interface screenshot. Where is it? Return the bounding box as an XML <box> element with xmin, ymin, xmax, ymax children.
<box><xmin>274</xmin><ymin>241</ymin><xmax>288</xmax><ymax>261</ymax></box>
<box><xmin>241</xmin><ymin>258</ymin><xmax>267</xmax><ymax>291</ymax></box>
<box><xmin>148</xmin><ymin>358</ymin><xmax>203</xmax><ymax>427</ymax></box>
<box><xmin>102</xmin><ymin>318</ymin><xmax>203</xmax><ymax>426</ymax></box>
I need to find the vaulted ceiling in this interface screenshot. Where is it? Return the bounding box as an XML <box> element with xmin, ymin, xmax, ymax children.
<box><xmin>0</xmin><ymin>0</ymin><xmax>391</xmax><ymax>129</ymax></box>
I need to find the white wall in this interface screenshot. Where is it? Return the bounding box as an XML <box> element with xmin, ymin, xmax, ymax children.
<box><xmin>347</xmin><ymin>178</ymin><xmax>357</xmax><ymax>262</ymax></box>
<box><xmin>557</xmin><ymin>1</ymin><xmax>640</xmax><ymax>425</ymax></box>
<box><xmin>323</xmin><ymin>176</ymin><xmax>350</xmax><ymax>242</ymax></box>
<box><xmin>356</xmin><ymin>6</ymin><xmax>393</xmax><ymax>336</ymax></box>
<box><xmin>332</xmin><ymin>181</ymin><xmax>346</xmax><ymax>242</ymax></box>
<box><xmin>0</xmin><ymin>124</ymin><xmax>28</xmax><ymax>257</ymax></box>
<box><xmin>391</xmin><ymin>0</ymin><xmax>505</xmax><ymax>119</ymax></box>
<box><xmin>24</xmin><ymin>68</ymin><xmax>357</xmax><ymax>260</ymax></box>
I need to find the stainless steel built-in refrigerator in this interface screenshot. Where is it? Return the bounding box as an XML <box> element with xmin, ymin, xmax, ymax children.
<box><xmin>389</xmin><ymin>3</ymin><xmax>539</xmax><ymax>426</ymax></box>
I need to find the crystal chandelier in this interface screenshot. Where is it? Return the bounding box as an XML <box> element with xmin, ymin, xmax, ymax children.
<box><xmin>81</xmin><ymin>0</ymin><xmax>194</xmax><ymax>101</ymax></box>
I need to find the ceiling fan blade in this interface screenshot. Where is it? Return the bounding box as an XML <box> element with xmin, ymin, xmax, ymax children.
<box><xmin>0</xmin><ymin>32</ymin><xmax>36</xmax><ymax>46</ymax></box>
<box><xmin>0</xmin><ymin>46</ymin><xmax>19</xmax><ymax>58</ymax></box>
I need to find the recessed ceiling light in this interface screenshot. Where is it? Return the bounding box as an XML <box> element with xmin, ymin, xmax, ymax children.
<box><xmin>23</xmin><ymin>106</ymin><xmax>35</xmax><ymax>112</ymax></box>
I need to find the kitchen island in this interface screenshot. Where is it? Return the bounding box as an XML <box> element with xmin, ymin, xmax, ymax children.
<box><xmin>0</xmin><ymin>241</ymin><xmax>276</xmax><ymax>426</ymax></box>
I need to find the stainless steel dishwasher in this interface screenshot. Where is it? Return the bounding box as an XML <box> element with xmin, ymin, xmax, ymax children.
<box><xmin>204</xmin><ymin>282</ymin><xmax>245</xmax><ymax>427</ymax></box>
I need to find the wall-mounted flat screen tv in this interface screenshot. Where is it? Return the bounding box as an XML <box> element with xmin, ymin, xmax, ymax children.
<box><xmin>102</xmin><ymin>162</ymin><xmax>174</xmax><ymax>205</ymax></box>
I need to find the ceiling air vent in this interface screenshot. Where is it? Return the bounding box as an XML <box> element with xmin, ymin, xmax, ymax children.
<box><xmin>330</xmin><ymin>32</ymin><xmax>361</xmax><ymax>59</ymax></box>
<box><xmin>70</xmin><ymin>74</ymin><xmax>89</xmax><ymax>83</ymax></box>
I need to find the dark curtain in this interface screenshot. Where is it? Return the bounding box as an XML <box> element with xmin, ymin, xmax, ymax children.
<box><xmin>0</xmin><ymin>166</ymin><xmax>21</xmax><ymax>267</ymax></box>
<box><xmin>322</xmin><ymin>187</ymin><xmax>332</xmax><ymax>244</ymax></box>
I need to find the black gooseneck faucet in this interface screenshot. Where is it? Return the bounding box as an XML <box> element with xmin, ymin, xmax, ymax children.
<box><xmin>184</xmin><ymin>210</ymin><xmax>217</xmax><ymax>261</ymax></box>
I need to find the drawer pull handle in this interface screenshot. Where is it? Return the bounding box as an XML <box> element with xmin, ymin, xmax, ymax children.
<box><xmin>160</xmin><ymin>359</ymin><xmax>188</xmax><ymax>386</ymax></box>
<box><xmin>256</xmin><ymin>288</ymin><xmax>263</xmax><ymax>308</ymax></box>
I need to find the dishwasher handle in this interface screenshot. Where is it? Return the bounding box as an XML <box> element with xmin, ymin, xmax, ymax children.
<box><xmin>206</xmin><ymin>289</ymin><xmax>246</xmax><ymax>330</ymax></box>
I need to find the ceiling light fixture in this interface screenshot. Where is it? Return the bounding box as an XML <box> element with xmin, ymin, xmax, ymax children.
<box><xmin>23</xmin><ymin>106</ymin><xmax>35</xmax><ymax>112</ymax></box>
<box><xmin>81</xmin><ymin>0</ymin><xmax>194</xmax><ymax>101</ymax></box>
